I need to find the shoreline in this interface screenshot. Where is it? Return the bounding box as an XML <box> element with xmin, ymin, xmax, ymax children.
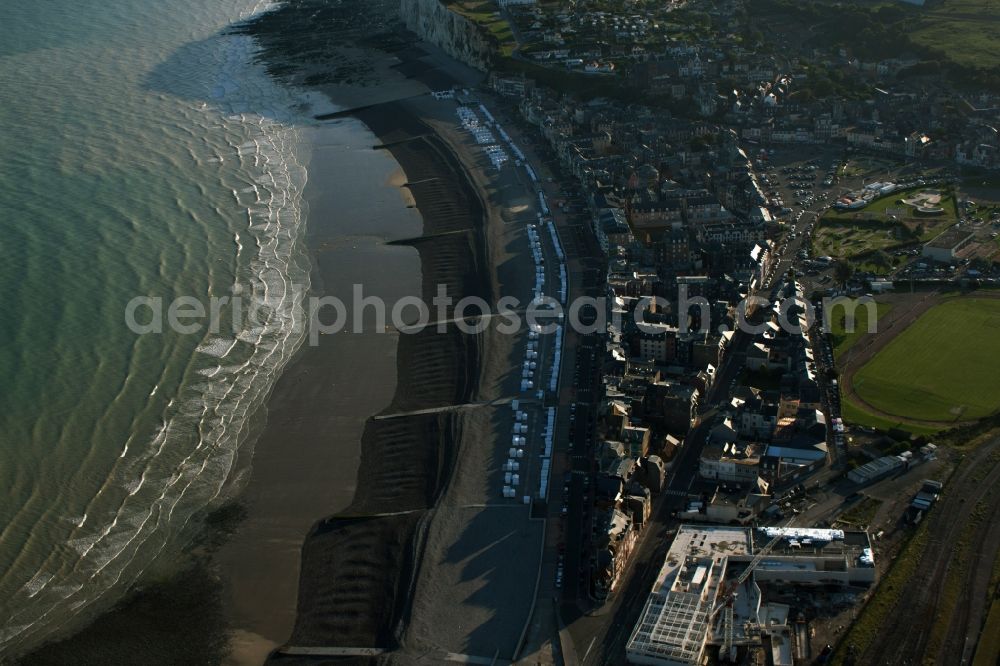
<box><xmin>264</xmin><ymin>77</ymin><xmax>555</xmax><ymax>663</ymax></box>
<box><xmin>270</xmin><ymin>98</ymin><xmax>492</xmax><ymax>659</ymax></box>
<box><xmin>213</xmin><ymin>116</ymin><xmax>427</xmax><ymax>664</ymax></box>
<box><xmin>16</xmin><ymin>105</ymin><xmax>433</xmax><ymax>666</ymax></box>
<box><xmin>210</xmin><ymin>22</ymin><xmax>496</xmax><ymax>657</ymax></box>
<box><xmin>20</xmin><ymin>86</ymin><xmax>549</xmax><ymax>666</ymax></box>
<box><xmin>16</xmin><ymin>15</ymin><xmax>527</xmax><ymax>665</ymax></box>
<box><xmin>209</xmin><ymin>22</ymin><xmax>507</xmax><ymax>665</ymax></box>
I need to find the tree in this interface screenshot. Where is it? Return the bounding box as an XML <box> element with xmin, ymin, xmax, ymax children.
<box><xmin>833</xmin><ymin>260</ymin><xmax>855</xmax><ymax>288</ymax></box>
<box><xmin>689</xmin><ymin>136</ymin><xmax>709</xmax><ymax>152</ymax></box>
<box><xmin>795</xmin><ymin>88</ymin><xmax>816</xmax><ymax>104</ymax></box>
<box><xmin>871</xmin><ymin>250</ymin><xmax>892</xmax><ymax>271</ymax></box>
<box><xmin>811</xmin><ymin>76</ymin><xmax>835</xmax><ymax>99</ymax></box>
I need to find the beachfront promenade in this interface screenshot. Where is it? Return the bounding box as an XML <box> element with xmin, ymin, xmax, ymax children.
<box><xmin>489</xmin><ymin>102</ymin><xmax>595</xmax><ymax>666</ymax></box>
<box><xmin>431</xmin><ymin>92</ymin><xmax>618</xmax><ymax>666</ymax></box>
<box><xmin>419</xmin><ymin>91</ymin><xmax>619</xmax><ymax>665</ymax></box>
<box><xmin>361</xmin><ymin>90</ymin><xmax>578</xmax><ymax>664</ymax></box>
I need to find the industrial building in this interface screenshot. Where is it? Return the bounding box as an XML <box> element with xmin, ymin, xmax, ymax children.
<box><xmin>922</xmin><ymin>226</ymin><xmax>976</xmax><ymax>262</ymax></box>
<box><xmin>847</xmin><ymin>455</ymin><xmax>904</xmax><ymax>485</ymax></box>
<box><xmin>626</xmin><ymin>525</ymin><xmax>875</xmax><ymax>665</ymax></box>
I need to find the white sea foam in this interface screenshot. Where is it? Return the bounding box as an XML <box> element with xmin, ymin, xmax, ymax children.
<box><xmin>66</xmin><ymin>536</ymin><xmax>100</xmax><ymax>558</ymax></box>
<box><xmin>67</xmin><ymin>514</ymin><xmax>87</xmax><ymax>528</ymax></box>
<box><xmin>195</xmin><ymin>337</ymin><xmax>237</xmax><ymax>358</ymax></box>
<box><xmin>52</xmin><ymin>584</ymin><xmax>83</xmax><ymax>600</ymax></box>
<box><xmin>0</xmin><ymin>626</ymin><xmax>30</xmax><ymax>645</ymax></box>
<box><xmin>0</xmin><ymin>0</ymin><xmax>321</xmax><ymax>653</ymax></box>
<box><xmin>197</xmin><ymin>364</ymin><xmax>223</xmax><ymax>378</ymax></box>
<box><xmin>0</xmin><ymin>5</ymin><xmax>316</xmax><ymax>646</ymax></box>
<box><xmin>23</xmin><ymin>574</ymin><xmax>53</xmax><ymax>599</ymax></box>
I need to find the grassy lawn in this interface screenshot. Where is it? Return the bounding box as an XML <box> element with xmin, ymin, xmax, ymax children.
<box><xmin>444</xmin><ymin>1</ymin><xmax>517</xmax><ymax>56</ymax></box>
<box><xmin>853</xmin><ymin>298</ymin><xmax>1000</xmax><ymax>422</ymax></box>
<box><xmin>832</xmin><ymin>521</ymin><xmax>930</xmax><ymax>665</ymax></box>
<box><xmin>925</xmin><ymin>498</ymin><xmax>995</xmax><ymax>658</ymax></box>
<box><xmin>753</xmin><ymin>0</ymin><xmax>1000</xmax><ymax>89</ymax></box>
<box><xmin>840</xmin><ymin>160</ymin><xmax>867</xmax><ymax>178</ymax></box>
<box><xmin>910</xmin><ymin>0</ymin><xmax>1000</xmax><ymax>72</ymax></box>
<box><xmin>836</xmin><ymin>496</ymin><xmax>881</xmax><ymax>529</ymax></box>
<box><xmin>812</xmin><ymin>218</ymin><xmax>911</xmax><ymax>259</ymax></box>
<box><xmin>814</xmin><ymin>188</ymin><xmax>956</xmax><ymax>259</ymax></box>
<box><xmin>973</xmin><ymin>544</ymin><xmax>1000</xmax><ymax>665</ymax></box>
<box><xmin>838</xmin><ymin>473</ymin><xmax>996</xmax><ymax>664</ymax></box>
<box><xmin>854</xmin><ymin>256</ymin><xmax>906</xmax><ymax>276</ymax></box>
<box><xmin>830</xmin><ymin>301</ymin><xmax>892</xmax><ymax>361</ymax></box>
<box><xmin>973</xmin><ymin>600</ymin><xmax>1000</xmax><ymax>666</ymax></box>
<box><xmin>841</xmin><ymin>397</ymin><xmax>944</xmax><ymax>436</ymax></box>
<box><xmin>824</xmin><ymin>187</ymin><xmax>957</xmax><ymax>222</ymax></box>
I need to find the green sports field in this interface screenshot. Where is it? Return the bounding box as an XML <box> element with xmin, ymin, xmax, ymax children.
<box><xmin>831</xmin><ymin>301</ymin><xmax>892</xmax><ymax>361</ymax></box>
<box><xmin>853</xmin><ymin>298</ymin><xmax>1000</xmax><ymax>423</ymax></box>
<box><xmin>840</xmin><ymin>398</ymin><xmax>944</xmax><ymax>437</ymax></box>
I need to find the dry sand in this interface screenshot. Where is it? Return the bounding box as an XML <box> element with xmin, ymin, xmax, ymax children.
<box><xmin>214</xmin><ymin>119</ymin><xmax>424</xmax><ymax>662</ymax></box>
<box><xmin>253</xmin><ymin>99</ymin><xmax>493</xmax><ymax>662</ymax></box>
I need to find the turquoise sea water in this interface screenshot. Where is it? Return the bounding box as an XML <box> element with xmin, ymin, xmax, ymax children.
<box><xmin>0</xmin><ymin>0</ymin><xmax>327</xmax><ymax>654</ymax></box>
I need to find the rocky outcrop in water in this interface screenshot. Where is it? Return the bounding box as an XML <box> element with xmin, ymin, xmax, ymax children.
<box><xmin>399</xmin><ymin>0</ymin><xmax>493</xmax><ymax>72</ymax></box>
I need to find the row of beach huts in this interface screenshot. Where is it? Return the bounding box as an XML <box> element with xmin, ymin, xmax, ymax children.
<box><xmin>480</xmin><ymin>103</ymin><xmax>568</xmax><ymax>505</ymax></box>
<box><xmin>455</xmin><ymin>104</ymin><xmax>530</xmax><ymax>171</ymax></box>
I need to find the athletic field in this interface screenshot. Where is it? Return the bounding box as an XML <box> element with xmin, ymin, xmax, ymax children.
<box><xmin>853</xmin><ymin>298</ymin><xmax>1000</xmax><ymax>423</ymax></box>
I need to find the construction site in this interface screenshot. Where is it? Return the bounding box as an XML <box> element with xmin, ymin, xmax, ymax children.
<box><xmin>625</xmin><ymin>525</ymin><xmax>875</xmax><ymax>666</ymax></box>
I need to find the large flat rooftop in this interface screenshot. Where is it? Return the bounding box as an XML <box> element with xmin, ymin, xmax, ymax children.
<box><xmin>628</xmin><ymin>526</ymin><xmax>751</xmax><ymax>666</ymax></box>
<box><xmin>926</xmin><ymin>226</ymin><xmax>974</xmax><ymax>249</ymax></box>
<box><xmin>627</xmin><ymin>525</ymin><xmax>875</xmax><ymax>665</ymax></box>
<box><xmin>651</xmin><ymin>526</ymin><xmax>752</xmax><ymax>595</ymax></box>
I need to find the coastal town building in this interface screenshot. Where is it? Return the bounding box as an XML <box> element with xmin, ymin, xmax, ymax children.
<box><xmin>592</xmin><ymin>448</ymin><xmax>665</xmax><ymax>600</ymax></box>
<box><xmin>626</xmin><ymin>525</ymin><xmax>876</xmax><ymax>665</ymax></box>
<box><xmin>677</xmin><ymin>485</ymin><xmax>770</xmax><ymax>525</ymax></box>
<box><xmin>699</xmin><ymin>436</ymin><xmax>762</xmax><ymax>485</ymax></box>
<box><xmin>490</xmin><ymin>24</ymin><xmax>999</xmax><ymax>658</ymax></box>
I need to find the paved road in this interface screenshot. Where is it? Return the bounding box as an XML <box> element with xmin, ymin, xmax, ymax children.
<box><xmin>551</xmin><ymin>209</ymin><xmax>834</xmax><ymax>663</ymax></box>
<box><xmin>505</xmin><ymin>133</ymin><xmax>852</xmax><ymax>663</ymax></box>
<box><xmin>555</xmin><ymin>307</ymin><xmax>762</xmax><ymax>664</ymax></box>
<box><xmin>483</xmin><ymin>95</ymin><xmax>608</xmax><ymax>664</ymax></box>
